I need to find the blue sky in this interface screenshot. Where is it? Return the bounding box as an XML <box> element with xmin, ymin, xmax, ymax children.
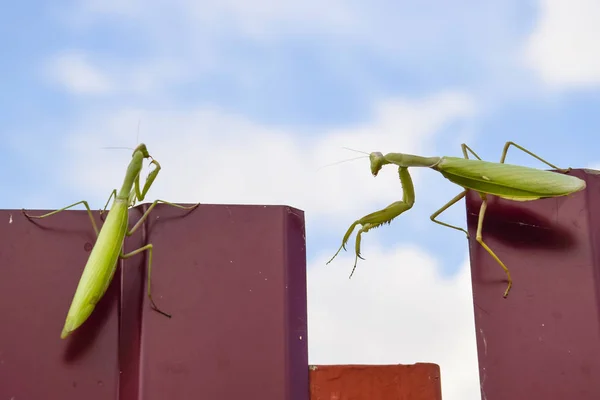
<box><xmin>3</xmin><ymin>1</ymin><xmax>600</xmax><ymax>399</ymax></box>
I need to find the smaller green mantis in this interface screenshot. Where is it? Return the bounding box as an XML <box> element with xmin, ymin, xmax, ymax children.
<box><xmin>327</xmin><ymin>141</ymin><xmax>586</xmax><ymax>298</ymax></box>
<box><xmin>23</xmin><ymin>143</ymin><xmax>199</xmax><ymax>338</ymax></box>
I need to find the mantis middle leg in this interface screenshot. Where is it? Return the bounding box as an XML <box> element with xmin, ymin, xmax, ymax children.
<box><xmin>429</xmin><ymin>190</ymin><xmax>469</xmax><ymax>237</ymax></box>
<box><xmin>327</xmin><ymin>167</ymin><xmax>415</xmax><ymax>278</ymax></box>
<box><xmin>428</xmin><ymin>143</ymin><xmax>479</xmax><ymax>237</ymax></box>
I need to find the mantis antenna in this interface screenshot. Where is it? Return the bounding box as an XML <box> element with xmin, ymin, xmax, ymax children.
<box><xmin>342</xmin><ymin>147</ymin><xmax>370</xmax><ymax>155</ymax></box>
<box><xmin>101</xmin><ymin>147</ymin><xmax>135</xmax><ymax>151</ymax></box>
<box><xmin>317</xmin><ymin>155</ymin><xmax>370</xmax><ymax>171</ymax></box>
<box><xmin>101</xmin><ymin>119</ymin><xmax>142</xmax><ymax>151</ymax></box>
<box><xmin>316</xmin><ymin>147</ymin><xmax>370</xmax><ymax>171</ymax></box>
<box><xmin>101</xmin><ymin>119</ymin><xmax>149</xmax><ymax>160</ymax></box>
<box><xmin>136</xmin><ymin>119</ymin><xmax>140</xmax><ymax>145</ymax></box>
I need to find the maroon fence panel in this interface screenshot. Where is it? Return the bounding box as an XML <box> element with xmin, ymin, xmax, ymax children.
<box><xmin>131</xmin><ymin>204</ymin><xmax>308</xmax><ymax>400</ymax></box>
<box><xmin>465</xmin><ymin>169</ymin><xmax>600</xmax><ymax>400</ymax></box>
<box><xmin>0</xmin><ymin>204</ymin><xmax>308</xmax><ymax>400</ymax></box>
<box><xmin>0</xmin><ymin>209</ymin><xmax>121</xmax><ymax>399</ymax></box>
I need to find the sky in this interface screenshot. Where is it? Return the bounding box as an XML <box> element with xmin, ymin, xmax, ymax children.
<box><xmin>2</xmin><ymin>0</ymin><xmax>600</xmax><ymax>399</ymax></box>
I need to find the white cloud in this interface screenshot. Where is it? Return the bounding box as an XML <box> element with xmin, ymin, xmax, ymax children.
<box><xmin>48</xmin><ymin>1</ymin><xmax>531</xmax><ymax>113</ymax></box>
<box><xmin>65</xmin><ymin>0</ymin><xmax>521</xmax><ymax>66</ymax></box>
<box><xmin>44</xmin><ymin>50</ymin><xmax>191</xmax><ymax>97</ymax></box>
<box><xmin>167</xmin><ymin>0</ymin><xmax>357</xmax><ymax>39</ymax></box>
<box><xmin>523</xmin><ymin>0</ymin><xmax>600</xmax><ymax>88</ymax></box>
<box><xmin>307</xmin><ymin>244</ymin><xmax>480</xmax><ymax>400</ymax></box>
<box><xmin>45</xmin><ymin>51</ymin><xmax>114</xmax><ymax>94</ymax></box>
<box><xmin>71</xmin><ymin>0</ymin><xmax>360</xmax><ymax>39</ymax></box>
<box><xmin>56</xmin><ymin>91</ymin><xmax>475</xmax><ymax>232</ymax></box>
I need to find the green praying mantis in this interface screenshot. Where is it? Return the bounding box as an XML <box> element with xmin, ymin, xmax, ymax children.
<box><xmin>326</xmin><ymin>141</ymin><xmax>587</xmax><ymax>298</ymax></box>
<box><xmin>22</xmin><ymin>143</ymin><xmax>199</xmax><ymax>339</ymax></box>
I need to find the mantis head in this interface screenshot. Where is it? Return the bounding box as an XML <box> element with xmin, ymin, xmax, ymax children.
<box><xmin>370</xmin><ymin>152</ymin><xmax>386</xmax><ymax>176</ymax></box>
<box><xmin>133</xmin><ymin>143</ymin><xmax>151</xmax><ymax>159</ymax></box>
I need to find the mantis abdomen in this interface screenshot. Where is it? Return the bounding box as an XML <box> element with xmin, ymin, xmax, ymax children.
<box><xmin>435</xmin><ymin>157</ymin><xmax>586</xmax><ymax>201</ymax></box>
<box><xmin>61</xmin><ymin>199</ymin><xmax>128</xmax><ymax>338</ymax></box>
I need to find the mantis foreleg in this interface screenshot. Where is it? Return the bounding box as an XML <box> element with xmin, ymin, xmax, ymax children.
<box><xmin>136</xmin><ymin>160</ymin><xmax>161</xmax><ymax>202</ymax></box>
<box><xmin>474</xmin><ymin>193</ymin><xmax>512</xmax><ymax>298</ymax></box>
<box><xmin>500</xmin><ymin>141</ymin><xmax>568</xmax><ymax>172</ymax></box>
<box><xmin>327</xmin><ymin>167</ymin><xmax>415</xmax><ymax>277</ymax></box>
<box><xmin>22</xmin><ymin>200</ymin><xmax>100</xmax><ymax>237</ymax></box>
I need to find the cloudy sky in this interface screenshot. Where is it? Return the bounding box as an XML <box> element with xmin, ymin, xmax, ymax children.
<box><xmin>3</xmin><ymin>1</ymin><xmax>600</xmax><ymax>399</ymax></box>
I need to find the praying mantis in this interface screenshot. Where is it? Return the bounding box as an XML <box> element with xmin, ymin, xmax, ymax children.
<box><xmin>22</xmin><ymin>143</ymin><xmax>199</xmax><ymax>339</ymax></box>
<box><xmin>326</xmin><ymin>141</ymin><xmax>587</xmax><ymax>298</ymax></box>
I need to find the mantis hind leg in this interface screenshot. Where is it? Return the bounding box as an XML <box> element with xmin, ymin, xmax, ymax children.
<box><xmin>500</xmin><ymin>141</ymin><xmax>569</xmax><ymax>173</ymax></box>
<box><xmin>475</xmin><ymin>193</ymin><xmax>512</xmax><ymax>298</ymax></box>
<box><xmin>22</xmin><ymin>200</ymin><xmax>100</xmax><ymax>236</ymax></box>
<box><xmin>429</xmin><ymin>189</ymin><xmax>469</xmax><ymax>238</ymax></box>
<box><xmin>327</xmin><ymin>167</ymin><xmax>415</xmax><ymax>277</ymax></box>
<box><xmin>120</xmin><ymin>244</ymin><xmax>171</xmax><ymax>318</ymax></box>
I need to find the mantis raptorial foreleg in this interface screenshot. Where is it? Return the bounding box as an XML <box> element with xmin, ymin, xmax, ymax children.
<box><xmin>327</xmin><ymin>167</ymin><xmax>415</xmax><ymax>277</ymax></box>
<box><xmin>500</xmin><ymin>141</ymin><xmax>568</xmax><ymax>172</ymax></box>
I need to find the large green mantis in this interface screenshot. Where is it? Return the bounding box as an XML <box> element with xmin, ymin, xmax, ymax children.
<box><xmin>22</xmin><ymin>143</ymin><xmax>199</xmax><ymax>338</ymax></box>
<box><xmin>327</xmin><ymin>141</ymin><xmax>587</xmax><ymax>298</ymax></box>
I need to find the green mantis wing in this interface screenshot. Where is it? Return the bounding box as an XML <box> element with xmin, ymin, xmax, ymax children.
<box><xmin>435</xmin><ymin>157</ymin><xmax>586</xmax><ymax>201</ymax></box>
<box><xmin>61</xmin><ymin>200</ymin><xmax>128</xmax><ymax>338</ymax></box>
